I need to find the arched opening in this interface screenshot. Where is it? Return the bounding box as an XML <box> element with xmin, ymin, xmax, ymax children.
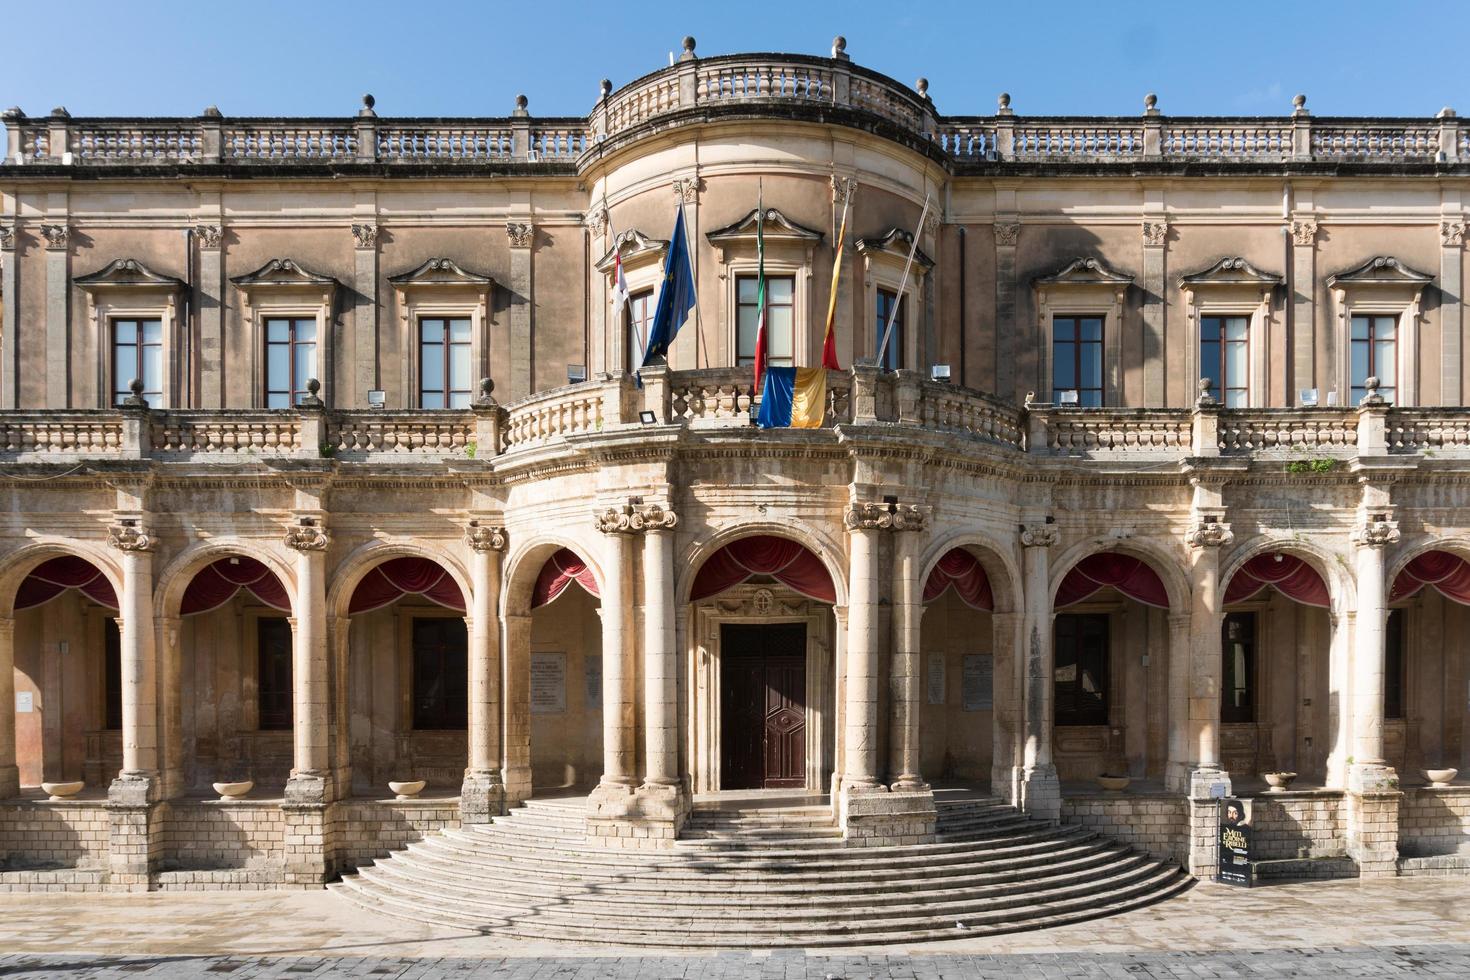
<box><xmin>1053</xmin><ymin>552</ymin><xmax>1175</xmax><ymax>785</ymax></box>
<box><xmin>344</xmin><ymin>556</ymin><xmax>467</xmax><ymax>797</ymax></box>
<box><xmin>172</xmin><ymin>555</ymin><xmax>292</xmax><ymax>793</ymax></box>
<box><xmin>524</xmin><ymin>547</ymin><xmax>603</xmax><ymax>795</ymax></box>
<box><xmin>918</xmin><ymin>546</ymin><xmax>997</xmax><ymax>786</ymax></box>
<box><xmin>1389</xmin><ymin>549</ymin><xmax>1470</xmax><ymax>779</ymax></box>
<box><xmin>11</xmin><ymin>556</ymin><xmax>119</xmax><ymax>792</ymax></box>
<box><xmin>1221</xmin><ymin>551</ymin><xmax>1333</xmax><ymax>786</ymax></box>
<box><xmin>686</xmin><ymin>534</ymin><xmax>837</xmax><ymax>795</ymax></box>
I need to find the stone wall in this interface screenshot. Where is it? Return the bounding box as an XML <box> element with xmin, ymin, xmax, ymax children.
<box><xmin>1060</xmin><ymin>793</ymin><xmax>1188</xmax><ymax>863</ymax></box>
<box><xmin>160</xmin><ymin>801</ymin><xmax>284</xmax><ymax>873</ymax></box>
<box><xmin>0</xmin><ymin>800</ymin><xmax>109</xmax><ymax>870</ymax></box>
<box><xmin>1244</xmin><ymin>793</ymin><xmax>1346</xmax><ymax>860</ymax></box>
<box><xmin>1399</xmin><ymin>786</ymin><xmax>1470</xmax><ymax>857</ymax></box>
<box><xmin>333</xmin><ymin>799</ymin><xmax>460</xmax><ymax>870</ymax></box>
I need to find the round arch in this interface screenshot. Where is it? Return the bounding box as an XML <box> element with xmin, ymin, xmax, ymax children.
<box><xmin>676</xmin><ymin>519</ymin><xmax>849</xmax><ymax>608</ymax></box>
<box><xmin>1048</xmin><ymin>536</ymin><xmax>1191</xmax><ymax>612</ymax></box>
<box><xmin>0</xmin><ymin>538</ymin><xmax>126</xmax><ymax>618</ymax></box>
<box><xmin>1386</xmin><ymin>534</ymin><xmax>1470</xmax><ymax>587</ymax></box>
<box><xmin>917</xmin><ymin>529</ymin><xmax>1022</xmax><ymax>614</ymax></box>
<box><xmin>327</xmin><ymin>539</ymin><xmax>474</xmax><ymax>622</ymax></box>
<box><xmin>502</xmin><ymin>532</ymin><xmax>606</xmax><ymax>618</ymax></box>
<box><xmin>152</xmin><ymin>537</ymin><xmax>298</xmax><ymax>620</ymax></box>
<box><xmin>1220</xmin><ymin>534</ymin><xmax>1354</xmax><ymax>613</ymax></box>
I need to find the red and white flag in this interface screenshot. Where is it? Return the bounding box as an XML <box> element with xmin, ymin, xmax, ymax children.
<box><xmin>611</xmin><ymin>247</ymin><xmax>631</xmax><ymax>316</ymax></box>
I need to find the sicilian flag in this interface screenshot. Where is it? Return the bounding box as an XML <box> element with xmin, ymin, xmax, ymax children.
<box><xmin>751</xmin><ymin>206</ymin><xmax>769</xmax><ymax>393</ymax></box>
<box><xmin>757</xmin><ymin>366</ymin><xmax>827</xmax><ymax>429</ymax></box>
<box><xmin>640</xmin><ymin>206</ymin><xmax>696</xmax><ymax>374</ymax></box>
<box><xmin>821</xmin><ymin>201</ymin><xmax>847</xmax><ymax>371</ymax></box>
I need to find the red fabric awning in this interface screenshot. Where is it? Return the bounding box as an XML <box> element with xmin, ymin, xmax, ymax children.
<box><xmin>532</xmin><ymin>548</ymin><xmax>600</xmax><ymax>608</ymax></box>
<box><xmin>923</xmin><ymin>548</ymin><xmax>994</xmax><ymax>610</ymax></box>
<box><xmin>1391</xmin><ymin>550</ymin><xmax>1470</xmax><ymax>605</ymax></box>
<box><xmin>1056</xmin><ymin>553</ymin><xmax>1169</xmax><ymax>609</ymax></box>
<box><xmin>348</xmin><ymin>557</ymin><xmax>465</xmax><ymax>615</ymax></box>
<box><xmin>180</xmin><ymin>557</ymin><xmax>291</xmax><ymax>616</ymax></box>
<box><xmin>15</xmin><ymin>556</ymin><xmax>118</xmax><ymax>611</ymax></box>
<box><xmin>1223</xmin><ymin>553</ymin><xmax>1330</xmax><ymax>608</ymax></box>
<box><xmin>690</xmin><ymin>535</ymin><xmax>835</xmax><ymax>604</ymax></box>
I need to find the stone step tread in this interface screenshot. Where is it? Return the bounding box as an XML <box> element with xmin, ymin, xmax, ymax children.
<box><xmin>331</xmin><ymin>866</ymin><xmax>1189</xmax><ymax>946</ymax></box>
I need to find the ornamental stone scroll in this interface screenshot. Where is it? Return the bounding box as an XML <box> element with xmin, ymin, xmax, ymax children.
<box><xmin>1185</xmin><ymin>514</ymin><xmax>1234</xmax><ymax>549</ymax></box>
<box><xmin>595</xmin><ymin>503</ymin><xmax>679</xmax><ymax>534</ymax></box>
<box><xmin>284</xmin><ymin>520</ymin><xmax>330</xmax><ymax>552</ymax></box>
<box><xmin>1019</xmin><ymin>522</ymin><xmax>1059</xmax><ymax>549</ymax></box>
<box><xmin>464</xmin><ymin>522</ymin><xmax>508</xmax><ymax>552</ymax></box>
<box><xmin>107</xmin><ymin>521</ymin><xmax>155</xmax><ymax>552</ymax></box>
<box><xmin>843</xmin><ymin>501</ymin><xmax>928</xmax><ymax>532</ymax></box>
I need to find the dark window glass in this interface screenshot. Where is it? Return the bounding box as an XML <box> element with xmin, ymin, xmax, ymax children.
<box><xmin>264</xmin><ymin>317</ymin><xmax>318</xmax><ymax>408</ymax></box>
<box><xmin>1384</xmin><ymin>608</ymin><xmax>1405</xmax><ymax>720</ymax></box>
<box><xmin>1200</xmin><ymin>315</ymin><xmax>1249</xmax><ymax>408</ymax></box>
<box><xmin>1052</xmin><ymin>316</ymin><xmax>1104</xmax><ymax>406</ymax></box>
<box><xmin>412</xmin><ymin>618</ymin><xmax>468</xmax><ymax>730</ymax></box>
<box><xmin>625</xmin><ymin>290</ymin><xmax>654</xmax><ymax>373</ymax></box>
<box><xmin>1350</xmin><ymin>314</ymin><xmax>1398</xmax><ymax>405</ymax></box>
<box><xmin>104</xmin><ymin>618</ymin><xmax>122</xmax><ymax>731</ymax></box>
<box><xmin>1054</xmin><ymin>613</ymin><xmax>1109</xmax><ymax>726</ymax></box>
<box><xmin>257</xmin><ymin>618</ymin><xmax>293</xmax><ymax>731</ymax></box>
<box><xmin>1221</xmin><ymin>612</ymin><xmax>1256</xmax><ymax>724</ymax></box>
<box><xmin>737</xmin><ymin>274</ymin><xmax>794</xmax><ymax>367</ymax></box>
<box><xmin>875</xmin><ymin>288</ymin><xmax>904</xmax><ymax>370</ymax></box>
<box><xmin>418</xmin><ymin>317</ymin><xmax>473</xmax><ymax>409</ymax></box>
<box><xmin>113</xmin><ymin>318</ymin><xmax>163</xmax><ymax>406</ymax></box>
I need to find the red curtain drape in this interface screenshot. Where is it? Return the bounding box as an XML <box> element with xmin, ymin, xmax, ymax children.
<box><xmin>1056</xmin><ymin>553</ymin><xmax>1169</xmax><ymax>609</ymax></box>
<box><xmin>348</xmin><ymin>557</ymin><xmax>465</xmax><ymax>615</ymax></box>
<box><xmin>923</xmin><ymin>548</ymin><xmax>994</xmax><ymax>610</ymax></box>
<box><xmin>532</xmin><ymin>548</ymin><xmax>600</xmax><ymax>608</ymax></box>
<box><xmin>690</xmin><ymin>535</ymin><xmax>835</xmax><ymax>603</ymax></box>
<box><xmin>14</xmin><ymin>556</ymin><xmax>118</xmax><ymax>611</ymax></box>
<box><xmin>1391</xmin><ymin>550</ymin><xmax>1470</xmax><ymax>605</ymax></box>
<box><xmin>1223</xmin><ymin>553</ymin><xmax>1330</xmax><ymax>608</ymax></box>
<box><xmin>180</xmin><ymin>557</ymin><xmax>291</xmax><ymax>615</ymax></box>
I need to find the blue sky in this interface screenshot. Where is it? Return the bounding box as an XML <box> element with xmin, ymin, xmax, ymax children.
<box><xmin>1</xmin><ymin>0</ymin><xmax>1466</xmax><ymax>119</ymax></box>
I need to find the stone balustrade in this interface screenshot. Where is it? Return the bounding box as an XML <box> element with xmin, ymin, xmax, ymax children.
<box><xmin>150</xmin><ymin>412</ymin><xmax>302</xmax><ymax>457</ymax></box>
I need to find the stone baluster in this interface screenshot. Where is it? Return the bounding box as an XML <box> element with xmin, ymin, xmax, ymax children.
<box><xmin>462</xmin><ymin>521</ymin><xmax>507</xmax><ymax>823</ymax></box>
<box><xmin>0</xmin><ymin>617</ymin><xmax>17</xmax><ymax>798</ymax></box>
<box><xmin>1018</xmin><ymin>520</ymin><xmax>1060</xmax><ymax>820</ymax></box>
<box><xmin>284</xmin><ymin>517</ymin><xmax>331</xmax><ymax>804</ymax></box>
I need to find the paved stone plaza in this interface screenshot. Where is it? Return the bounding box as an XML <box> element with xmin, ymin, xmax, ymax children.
<box><xmin>0</xmin><ymin>878</ymin><xmax>1467</xmax><ymax>976</ymax></box>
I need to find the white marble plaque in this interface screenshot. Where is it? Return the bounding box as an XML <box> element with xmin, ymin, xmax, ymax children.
<box><xmin>926</xmin><ymin>654</ymin><xmax>946</xmax><ymax>705</ymax></box>
<box><xmin>15</xmin><ymin>691</ymin><xmax>32</xmax><ymax>712</ymax></box>
<box><xmin>530</xmin><ymin>652</ymin><xmax>567</xmax><ymax>714</ymax></box>
<box><xmin>962</xmin><ymin>653</ymin><xmax>993</xmax><ymax>711</ymax></box>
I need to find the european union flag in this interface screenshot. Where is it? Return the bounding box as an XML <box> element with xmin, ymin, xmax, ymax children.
<box><xmin>641</xmin><ymin>207</ymin><xmax>696</xmax><ymax>372</ymax></box>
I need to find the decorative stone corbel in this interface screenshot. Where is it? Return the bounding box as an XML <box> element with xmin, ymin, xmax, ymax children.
<box><xmin>283</xmin><ymin>518</ymin><xmax>330</xmax><ymax>552</ymax></box>
<box><xmin>1442</xmin><ymin>220</ymin><xmax>1466</xmax><ymax>249</ymax></box>
<box><xmin>993</xmin><ymin>222</ymin><xmax>1020</xmax><ymax>248</ymax></box>
<box><xmin>844</xmin><ymin>501</ymin><xmax>928</xmax><ymax>532</ymax></box>
<box><xmin>106</xmin><ymin>520</ymin><xmax>154</xmax><ymax>552</ymax></box>
<box><xmin>464</xmin><ymin>522</ymin><xmax>507</xmax><ymax>552</ymax></box>
<box><xmin>1184</xmin><ymin>513</ymin><xmax>1234</xmax><ymax>549</ymax></box>
<box><xmin>1019</xmin><ymin>522</ymin><xmax>1059</xmax><ymax>549</ymax></box>
<box><xmin>1351</xmin><ymin>513</ymin><xmax>1400</xmax><ymax>549</ymax></box>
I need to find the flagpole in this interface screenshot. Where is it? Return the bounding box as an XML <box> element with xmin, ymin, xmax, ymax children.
<box><xmin>676</xmin><ymin>180</ymin><xmax>707</xmax><ymax>369</ymax></box>
<box><xmin>605</xmin><ymin>191</ymin><xmax>646</xmax><ymax>368</ymax></box>
<box><xmin>876</xmin><ymin>190</ymin><xmax>931</xmax><ymax>371</ymax></box>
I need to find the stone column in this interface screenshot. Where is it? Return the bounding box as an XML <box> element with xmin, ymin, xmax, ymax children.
<box><xmin>1182</xmin><ymin>515</ymin><xmax>1231</xmax><ymax>795</ymax></box>
<box><xmin>1290</xmin><ymin>216</ymin><xmax>1319</xmax><ymax>402</ymax></box>
<box><xmin>640</xmin><ymin>507</ymin><xmax>680</xmax><ymax>789</ymax></box>
<box><xmin>842</xmin><ymin>513</ymin><xmax>883</xmax><ymax>791</ymax></box>
<box><xmin>196</xmin><ymin>224</ymin><xmax>225</xmax><ymax>408</ymax></box>
<box><xmin>42</xmin><ymin>224</ymin><xmax>69</xmax><ymax>408</ymax></box>
<box><xmin>506</xmin><ymin>221</ymin><xmax>534</xmax><ymax>400</ymax></box>
<box><xmin>0</xmin><ymin>223</ymin><xmax>18</xmax><ymax>409</ymax></box>
<box><xmin>0</xmin><ymin>617</ymin><xmax>18</xmax><ymax>798</ymax></box>
<box><xmin>594</xmin><ymin>511</ymin><xmax>635</xmax><ymax>791</ymax></box>
<box><xmin>1141</xmin><ymin>219</ymin><xmax>1168</xmax><ymax>405</ymax></box>
<box><xmin>888</xmin><ymin>515</ymin><xmax>928</xmax><ymax>791</ymax></box>
<box><xmin>284</xmin><ymin>518</ymin><xmax>331</xmax><ymax>804</ymax></box>
<box><xmin>993</xmin><ymin>221</ymin><xmax>1019</xmax><ymax>401</ymax></box>
<box><xmin>1164</xmin><ymin>612</ymin><xmax>1192</xmax><ymax>792</ymax></box>
<box><xmin>461</xmin><ymin>522</ymin><xmax>507</xmax><ymax>823</ymax></box>
<box><xmin>501</xmin><ymin>613</ymin><xmax>533</xmax><ymax>804</ymax></box>
<box><xmin>1441</xmin><ymin>219</ymin><xmax>1465</xmax><ymax>409</ymax></box>
<box><xmin>1019</xmin><ymin>521</ymin><xmax>1060</xmax><ymax>820</ymax></box>
<box><xmin>159</xmin><ymin>617</ymin><xmax>184</xmax><ymax>799</ymax></box>
<box><xmin>351</xmin><ymin>223</ymin><xmax>379</xmax><ymax>407</ymax></box>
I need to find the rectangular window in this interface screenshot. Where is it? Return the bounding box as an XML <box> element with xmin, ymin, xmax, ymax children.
<box><xmin>1384</xmin><ymin>608</ymin><xmax>1405</xmax><ymax>720</ymax></box>
<box><xmin>1054</xmin><ymin>613</ymin><xmax>1109</xmax><ymax>726</ymax></box>
<box><xmin>412</xmin><ymin>617</ymin><xmax>468</xmax><ymax>730</ymax></box>
<box><xmin>625</xmin><ymin>289</ymin><xmax>654</xmax><ymax>373</ymax></box>
<box><xmin>419</xmin><ymin>317</ymin><xmax>473</xmax><ymax>409</ymax></box>
<box><xmin>104</xmin><ymin>618</ymin><xmax>122</xmax><ymax>731</ymax></box>
<box><xmin>257</xmin><ymin>617</ymin><xmax>293</xmax><ymax>731</ymax></box>
<box><xmin>875</xmin><ymin>288</ymin><xmax>904</xmax><ymax>370</ymax></box>
<box><xmin>1052</xmin><ymin>316</ymin><xmax>1104</xmax><ymax>407</ymax></box>
<box><xmin>264</xmin><ymin>317</ymin><xmax>318</xmax><ymax>408</ymax></box>
<box><xmin>737</xmin><ymin>274</ymin><xmax>794</xmax><ymax>367</ymax></box>
<box><xmin>1200</xmin><ymin>315</ymin><xmax>1249</xmax><ymax>408</ymax></box>
<box><xmin>1221</xmin><ymin>612</ymin><xmax>1256</xmax><ymax>725</ymax></box>
<box><xmin>1351</xmin><ymin>314</ymin><xmax>1398</xmax><ymax>405</ymax></box>
<box><xmin>112</xmin><ymin>318</ymin><xmax>163</xmax><ymax>406</ymax></box>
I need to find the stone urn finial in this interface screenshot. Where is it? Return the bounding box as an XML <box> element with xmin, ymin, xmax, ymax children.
<box><xmin>680</xmin><ymin>36</ymin><xmax>697</xmax><ymax>61</ymax></box>
<box><xmin>997</xmin><ymin>92</ymin><xmax>1012</xmax><ymax>116</ymax></box>
<box><xmin>1293</xmin><ymin>93</ymin><xmax>1308</xmax><ymax>115</ymax></box>
<box><xmin>1196</xmin><ymin>377</ymin><xmax>1217</xmax><ymax>408</ymax></box>
<box><xmin>1144</xmin><ymin>92</ymin><xmax>1158</xmax><ymax>114</ymax></box>
<box><xmin>122</xmin><ymin>378</ymin><xmax>149</xmax><ymax>410</ymax></box>
<box><xmin>359</xmin><ymin>93</ymin><xmax>377</xmax><ymax>117</ymax></box>
<box><xmin>600</xmin><ymin>78</ymin><xmax>612</xmax><ymax>100</ymax></box>
<box><xmin>301</xmin><ymin>377</ymin><xmax>324</xmax><ymax>409</ymax></box>
<box><xmin>832</xmin><ymin>35</ymin><xmax>848</xmax><ymax>61</ymax></box>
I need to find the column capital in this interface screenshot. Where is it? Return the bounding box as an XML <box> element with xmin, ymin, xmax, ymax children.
<box><xmin>464</xmin><ymin>521</ymin><xmax>507</xmax><ymax>552</ymax></box>
<box><xmin>40</xmin><ymin>223</ymin><xmax>69</xmax><ymax>251</ymax></box>
<box><xmin>1442</xmin><ymin>220</ymin><xmax>1466</xmax><ymax>249</ymax></box>
<box><xmin>1184</xmin><ymin>514</ymin><xmax>1233</xmax><ymax>549</ymax></box>
<box><xmin>1352</xmin><ymin>515</ymin><xmax>1400</xmax><ymax>549</ymax></box>
<box><xmin>1019</xmin><ymin>521</ymin><xmax>1059</xmax><ymax>548</ymax></box>
<box><xmin>1142</xmin><ymin>219</ymin><xmax>1169</xmax><ymax>248</ymax></box>
<box><xmin>350</xmin><ymin>222</ymin><xmax>379</xmax><ymax>250</ymax></box>
<box><xmin>106</xmin><ymin>519</ymin><xmax>154</xmax><ymax>552</ymax></box>
<box><xmin>283</xmin><ymin>517</ymin><xmax>330</xmax><ymax>552</ymax></box>
<box><xmin>1290</xmin><ymin>217</ymin><xmax>1319</xmax><ymax>247</ymax></box>
<box><xmin>0</xmin><ymin>224</ymin><xmax>15</xmax><ymax>251</ymax></box>
<box><xmin>505</xmin><ymin>221</ymin><xmax>534</xmax><ymax>249</ymax></box>
<box><xmin>195</xmin><ymin>224</ymin><xmax>223</xmax><ymax>250</ymax></box>
<box><xmin>595</xmin><ymin>502</ymin><xmax>678</xmax><ymax>534</ymax></box>
<box><xmin>844</xmin><ymin>500</ymin><xmax>927</xmax><ymax>532</ymax></box>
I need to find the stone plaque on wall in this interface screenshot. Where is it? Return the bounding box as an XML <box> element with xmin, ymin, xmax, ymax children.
<box><xmin>584</xmin><ymin>653</ymin><xmax>602</xmax><ymax>705</ymax></box>
<box><xmin>962</xmin><ymin>653</ymin><xmax>993</xmax><ymax>711</ymax></box>
<box><xmin>530</xmin><ymin>652</ymin><xmax>567</xmax><ymax>714</ymax></box>
<box><xmin>926</xmin><ymin>654</ymin><xmax>946</xmax><ymax>705</ymax></box>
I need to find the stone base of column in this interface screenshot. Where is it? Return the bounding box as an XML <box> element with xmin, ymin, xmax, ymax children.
<box><xmin>106</xmin><ymin>772</ymin><xmax>162</xmax><ymax>890</ymax></box>
<box><xmin>1019</xmin><ymin>764</ymin><xmax>1061</xmax><ymax>822</ymax></box>
<box><xmin>841</xmin><ymin>782</ymin><xmax>936</xmax><ymax>846</ymax></box>
<box><xmin>1346</xmin><ymin>764</ymin><xmax>1401</xmax><ymax>878</ymax></box>
<box><xmin>0</xmin><ymin>764</ymin><xmax>19</xmax><ymax>801</ymax></box>
<box><xmin>503</xmin><ymin>764</ymin><xmax>533</xmax><ymax>806</ymax></box>
<box><xmin>282</xmin><ymin>802</ymin><xmax>333</xmax><ymax>887</ymax></box>
<box><xmin>584</xmin><ymin>780</ymin><xmax>687</xmax><ymax>849</ymax></box>
<box><xmin>1183</xmin><ymin>766</ymin><xmax>1231</xmax><ymax>879</ymax></box>
<box><xmin>459</xmin><ymin>771</ymin><xmax>507</xmax><ymax>825</ymax></box>
<box><xmin>1164</xmin><ymin>760</ymin><xmax>1193</xmax><ymax>795</ymax></box>
<box><xmin>992</xmin><ymin>763</ymin><xmax>1022</xmax><ymax>807</ymax></box>
<box><xmin>284</xmin><ymin>771</ymin><xmax>330</xmax><ymax>806</ymax></box>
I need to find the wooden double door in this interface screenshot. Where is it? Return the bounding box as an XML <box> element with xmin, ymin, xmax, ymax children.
<box><xmin>720</xmin><ymin>623</ymin><xmax>807</xmax><ymax>789</ymax></box>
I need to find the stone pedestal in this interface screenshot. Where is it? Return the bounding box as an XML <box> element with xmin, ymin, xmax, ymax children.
<box><xmin>1019</xmin><ymin>762</ymin><xmax>1061</xmax><ymax>822</ymax></box>
<box><xmin>1184</xmin><ymin>766</ymin><xmax>1231</xmax><ymax>879</ymax></box>
<box><xmin>1346</xmin><ymin>764</ymin><xmax>1401</xmax><ymax>877</ymax></box>
<box><xmin>106</xmin><ymin>772</ymin><xmax>161</xmax><ymax>890</ymax></box>
<box><xmin>584</xmin><ymin>781</ymin><xmax>688</xmax><ymax>848</ymax></box>
<box><xmin>282</xmin><ymin>802</ymin><xmax>332</xmax><ymax>887</ymax></box>
<box><xmin>284</xmin><ymin>771</ymin><xmax>329</xmax><ymax>805</ymax></box>
<box><xmin>459</xmin><ymin>771</ymin><xmax>507</xmax><ymax>825</ymax></box>
<box><xmin>840</xmin><ymin>783</ymin><xmax>936</xmax><ymax>846</ymax></box>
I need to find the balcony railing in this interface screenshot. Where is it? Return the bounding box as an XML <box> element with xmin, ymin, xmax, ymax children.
<box><xmin>0</xmin><ymin>372</ymin><xmax>1463</xmax><ymax>466</ymax></box>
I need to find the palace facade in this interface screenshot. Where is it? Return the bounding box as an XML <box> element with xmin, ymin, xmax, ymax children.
<box><xmin>1</xmin><ymin>36</ymin><xmax>1468</xmax><ymax>908</ymax></box>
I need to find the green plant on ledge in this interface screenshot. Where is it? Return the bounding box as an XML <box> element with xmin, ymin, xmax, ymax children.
<box><xmin>465</xmin><ymin>441</ymin><xmax>478</xmax><ymax>459</ymax></box>
<box><xmin>1285</xmin><ymin>458</ymin><xmax>1335</xmax><ymax>475</ymax></box>
<box><xmin>319</xmin><ymin>443</ymin><xmax>336</xmax><ymax>458</ymax></box>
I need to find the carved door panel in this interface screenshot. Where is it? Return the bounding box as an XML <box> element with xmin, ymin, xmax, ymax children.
<box><xmin>720</xmin><ymin>623</ymin><xmax>807</xmax><ymax>790</ymax></box>
<box><xmin>763</xmin><ymin>654</ymin><xmax>806</xmax><ymax>788</ymax></box>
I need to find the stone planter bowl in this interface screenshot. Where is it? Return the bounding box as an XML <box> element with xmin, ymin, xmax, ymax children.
<box><xmin>1425</xmin><ymin>768</ymin><xmax>1459</xmax><ymax>787</ymax></box>
<box><xmin>41</xmin><ymin>781</ymin><xmax>84</xmax><ymax>801</ymax></box>
<box><xmin>1095</xmin><ymin>774</ymin><xmax>1130</xmax><ymax>792</ymax></box>
<box><xmin>1263</xmin><ymin>771</ymin><xmax>1298</xmax><ymax>793</ymax></box>
<box><xmin>212</xmin><ymin>780</ymin><xmax>253</xmax><ymax>801</ymax></box>
<box><xmin>389</xmin><ymin>780</ymin><xmax>426</xmax><ymax>801</ymax></box>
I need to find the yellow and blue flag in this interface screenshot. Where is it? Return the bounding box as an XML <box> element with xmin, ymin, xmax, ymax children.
<box><xmin>757</xmin><ymin>366</ymin><xmax>827</xmax><ymax>429</ymax></box>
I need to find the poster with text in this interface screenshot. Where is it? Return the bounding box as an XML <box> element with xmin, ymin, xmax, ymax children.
<box><xmin>1217</xmin><ymin>797</ymin><xmax>1254</xmax><ymax>887</ymax></box>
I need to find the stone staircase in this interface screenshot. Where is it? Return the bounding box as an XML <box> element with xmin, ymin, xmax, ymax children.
<box><xmin>330</xmin><ymin>794</ymin><xmax>1191</xmax><ymax>947</ymax></box>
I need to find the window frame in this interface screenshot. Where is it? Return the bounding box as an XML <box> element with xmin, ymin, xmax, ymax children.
<box><xmin>1221</xmin><ymin>611</ymin><xmax>1257</xmax><ymax>725</ymax></box>
<box><xmin>1053</xmin><ymin>612</ymin><xmax>1110</xmax><ymax>727</ymax></box>
<box><xmin>417</xmin><ymin>315</ymin><xmax>475</xmax><ymax>409</ymax></box>
<box><xmin>1050</xmin><ymin>314</ymin><xmax>1105</xmax><ymax>406</ymax></box>
<box><xmin>409</xmin><ymin>615</ymin><xmax>469</xmax><ymax>731</ymax></box>
<box><xmin>1199</xmin><ymin>314</ymin><xmax>1252</xmax><ymax>408</ymax></box>
<box><xmin>263</xmin><ymin>315</ymin><xmax>320</xmax><ymax>409</ymax></box>
<box><xmin>1349</xmin><ymin>313</ymin><xmax>1400</xmax><ymax>406</ymax></box>
<box><xmin>735</xmin><ymin>272</ymin><xmax>798</xmax><ymax>368</ymax></box>
<box><xmin>110</xmin><ymin>316</ymin><xmax>165</xmax><ymax>407</ymax></box>
<box><xmin>256</xmin><ymin>616</ymin><xmax>293</xmax><ymax>732</ymax></box>
<box><xmin>874</xmin><ymin>287</ymin><xmax>905</xmax><ymax>371</ymax></box>
<box><xmin>624</xmin><ymin>289</ymin><xmax>655</xmax><ymax>373</ymax></box>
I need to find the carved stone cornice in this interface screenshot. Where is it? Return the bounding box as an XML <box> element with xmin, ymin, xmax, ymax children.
<box><xmin>1184</xmin><ymin>515</ymin><xmax>1234</xmax><ymax>549</ymax></box>
<box><xmin>351</xmin><ymin>223</ymin><xmax>379</xmax><ymax>250</ymax></box>
<box><xmin>1019</xmin><ymin>522</ymin><xmax>1059</xmax><ymax>548</ymax></box>
<box><xmin>1290</xmin><ymin>218</ymin><xmax>1319</xmax><ymax>247</ymax></box>
<box><xmin>993</xmin><ymin>221</ymin><xmax>1020</xmax><ymax>247</ymax></box>
<box><xmin>283</xmin><ymin>520</ymin><xmax>330</xmax><ymax>552</ymax></box>
<box><xmin>106</xmin><ymin>521</ymin><xmax>154</xmax><ymax>552</ymax></box>
<box><xmin>843</xmin><ymin>501</ymin><xmax>927</xmax><ymax>532</ymax></box>
<box><xmin>41</xmin><ymin>224</ymin><xmax>69</xmax><ymax>251</ymax></box>
<box><xmin>505</xmin><ymin>222</ymin><xmax>533</xmax><ymax>249</ymax></box>
<box><xmin>195</xmin><ymin>224</ymin><xmax>223</xmax><ymax>250</ymax></box>
<box><xmin>1142</xmin><ymin>220</ymin><xmax>1169</xmax><ymax>248</ymax></box>
<box><xmin>594</xmin><ymin>503</ymin><xmax>679</xmax><ymax>534</ymax></box>
<box><xmin>1443</xmin><ymin>220</ymin><xmax>1467</xmax><ymax>249</ymax></box>
<box><xmin>464</xmin><ymin>522</ymin><xmax>507</xmax><ymax>552</ymax></box>
<box><xmin>1351</xmin><ymin>516</ymin><xmax>1400</xmax><ymax>549</ymax></box>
